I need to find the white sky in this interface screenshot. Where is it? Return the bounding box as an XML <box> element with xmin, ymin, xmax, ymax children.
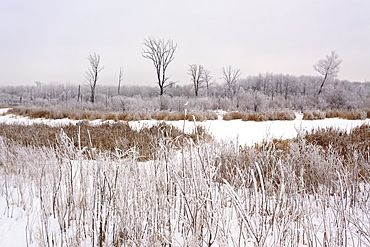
<box><xmin>1</xmin><ymin>0</ymin><xmax>369</xmax><ymax>86</ymax></box>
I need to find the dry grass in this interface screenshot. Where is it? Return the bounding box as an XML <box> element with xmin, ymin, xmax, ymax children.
<box><xmin>214</xmin><ymin>124</ymin><xmax>370</xmax><ymax>190</ymax></box>
<box><xmin>325</xmin><ymin>109</ymin><xmax>367</xmax><ymax>120</ymax></box>
<box><xmin>151</xmin><ymin>111</ymin><xmax>218</xmax><ymax>121</ymax></box>
<box><xmin>187</xmin><ymin>111</ymin><xmax>218</xmax><ymax>121</ymax></box>
<box><xmin>7</xmin><ymin>106</ymin><xmax>106</xmax><ymax>120</ymax></box>
<box><xmin>1</xmin><ymin>117</ymin><xmax>369</xmax><ymax>245</ymax></box>
<box><xmin>151</xmin><ymin>111</ymin><xmax>185</xmax><ymax>121</ymax></box>
<box><xmin>302</xmin><ymin>111</ymin><xmax>326</xmax><ymax>120</ymax></box>
<box><xmin>223</xmin><ymin>111</ymin><xmax>245</xmax><ymax>120</ymax></box>
<box><xmin>243</xmin><ymin>111</ymin><xmax>296</xmax><ymax>121</ymax></box>
<box><xmin>304</xmin><ymin>124</ymin><xmax>370</xmax><ymax>157</ymax></box>
<box><xmin>304</xmin><ymin>109</ymin><xmax>369</xmax><ymax>120</ymax></box>
<box><xmin>6</xmin><ymin>106</ymin><xmax>217</xmax><ymax>122</ymax></box>
<box><xmin>116</xmin><ymin>112</ymin><xmax>151</xmax><ymax>121</ymax></box>
<box><xmin>0</xmin><ymin>122</ymin><xmax>211</xmax><ymax>161</ymax></box>
<box><xmin>223</xmin><ymin>111</ymin><xmax>295</xmax><ymax>121</ymax></box>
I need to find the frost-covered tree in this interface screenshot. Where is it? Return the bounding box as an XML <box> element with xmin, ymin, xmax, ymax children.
<box><xmin>188</xmin><ymin>64</ymin><xmax>205</xmax><ymax>97</ymax></box>
<box><xmin>314</xmin><ymin>51</ymin><xmax>342</xmax><ymax>95</ymax></box>
<box><xmin>222</xmin><ymin>65</ymin><xmax>241</xmax><ymax>98</ymax></box>
<box><xmin>117</xmin><ymin>67</ymin><xmax>123</xmax><ymax>95</ymax></box>
<box><xmin>202</xmin><ymin>69</ymin><xmax>214</xmax><ymax>96</ymax></box>
<box><xmin>86</xmin><ymin>53</ymin><xmax>103</xmax><ymax>103</ymax></box>
<box><xmin>142</xmin><ymin>37</ymin><xmax>177</xmax><ymax>95</ymax></box>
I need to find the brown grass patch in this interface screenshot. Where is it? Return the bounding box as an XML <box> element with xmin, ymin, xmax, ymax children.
<box><xmin>213</xmin><ymin>124</ymin><xmax>370</xmax><ymax>190</ymax></box>
<box><xmin>326</xmin><ymin>109</ymin><xmax>366</xmax><ymax>120</ymax></box>
<box><xmin>241</xmin><ymin>111</ymin><xmax>296</xmax><ymax>122</ymax></box>
<box><xmin>8</xmin><ymin>106</ymin><xmax>215</xmax><ymax>122</ymax></box>
<box><xmin>151</xmin><ymin>111</ymin><xmax>217</xmax><ymax>122</ymax></box>
<box><xmin>302</xmin><ymin>111</ymin><xmax>325</xmax><ymax>120</ymax></box>
<box><xmin>223</xmin><ymin>112</ymin><xmax>245</xmax><ymax>120</ymax></box>
<box><xmin>0</xmin><ymin>122</ymin><xmax>212</xmax><ymax>161</ymax></box>
<box><xmin>186</xmin><ymin>111</ymin><xmax>218</xmax><ymax>122</ymax></box>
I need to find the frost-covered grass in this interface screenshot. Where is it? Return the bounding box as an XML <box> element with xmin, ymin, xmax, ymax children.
<box><xmin>223</xmin><ymin>110</ymin><xmax>296</xmax><ymax>121</ymax></box>
<box><xmin>0</xmin><ymin>107</ymin><xmax>370</xmax><ymax>246</ymax></box>
<box><xmin>5</xmin><ymin>106</ymin><xmax>218</xmax><ymax>122</ymax></box>
<box><xmin>304</xmin><ymin>109</ymin><xmax>370</xmax><ymax>120</ymax></box>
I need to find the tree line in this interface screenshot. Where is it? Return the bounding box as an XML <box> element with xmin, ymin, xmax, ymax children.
<box><xmin>86</xmin><ymin>37</ymin><xmax>343</xmax><ymax>102</ymax></box>
<box><xmin>1</xmin><ymin>37</ymin><xmax>368</xmax><ymax>111</ymax></box>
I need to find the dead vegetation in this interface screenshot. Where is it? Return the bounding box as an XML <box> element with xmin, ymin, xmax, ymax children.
<box><xmin>223</xmin><ymin>110</ymin><xmax>296</xmax><ymax>121</ymax></box>
<box><xmin>6</xmin><ymin>106</ymin><xmax>218</xmax><ymax>122</ymax></box>
<box><xmin>325</xmin><ymin>109</ymin><xmax>367</xmax><ymax>120</ymax></box>
<box><xmin>0</xmin><ymin>118</ymin><xmax>369</xmax><ymax>245</ymax></box>
<box><xmin>215</xmin><ymin>124</ymin><xmax>370</xmax><ymax>190</ymax></box>
<box><xmin>302</xmin><ymin>110</ymin><xmax>326</xmax><ymax>120</ymax></box>
<box><xmin>0</xmin><ymin>122</ymin><xmax>211</xmax><ymax>161</ymax></box>
<box><xmin>304</xmin><ymin>109</ymin><xmax>370</xmax><ymax>120</ymax></box>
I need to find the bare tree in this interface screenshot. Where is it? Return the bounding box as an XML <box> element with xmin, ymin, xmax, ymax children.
<box><xmin>188</xmin><ymin>64</ymin><xmax>205</xmax><ymax>97</ymax></box>
<box><xmin>86</xmin><ymin>53</ymin><xmax>103</xmax><ymax>103</ymax></box>
<box><xmin>118</xmin><ymin>67</ymin><xmax>123</xmax><ymax>95</ymax></box>
<box><xmin>142</xmin><ymin>37</ymin><xmax>177</xmax><ymax>95</ymax></box>
<box><xmin>314</xmin><ymin>51</ymin><xmax>342</xmax><ymax>95</ymax></box>
<box><xmin>222</xmin><ymin>65</ymin><xmax>241</xmax><ymax>98</ymax></box>
<box><xmin>202</xmin><ymin>69</ymin><xmax>214</xmax><ymax>96</ymax></box>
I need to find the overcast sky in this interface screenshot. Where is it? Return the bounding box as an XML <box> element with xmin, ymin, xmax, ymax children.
<box><xmin>1</xmin><ymin>0</ymin><xmax>369</xmax><ymax>87</ymax></box>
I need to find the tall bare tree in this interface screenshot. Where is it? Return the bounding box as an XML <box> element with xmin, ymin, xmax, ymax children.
<box><xmin>86</xmin><ymin>53</ymin><xmax>103</xmax><ymax>103</ymax></box>
<box><xmin>142</xmin><ymin>37</ymin><xmax>177</xmax><ymax>95</ymax></box>
<box><xmin>222</xmin><ymin>65</ymin><xmax>241</xmax><ymax>98</ymax></box>
<box><xmin>202</xmin><ymin>69</ymin><xmax>214</xmax><ymax>96</ymax></box>
<box><xmin>188</xmin><ymin>64</ymin><xmax>205</xmax><ymax>97</ymax></box>
<box><xmin>117</xmin><ymin>67</ymin><xmax>123</xmax><ymax>95</ymax></box>
<box><xmin>314</xmin><ymin>51</ymin><xmax>342</xmax><ymax>95</ymax></box>
<box><xmin>202</xmin><ymin>69</ymin><xmax>213</xmax><ymax>89</ymax></box>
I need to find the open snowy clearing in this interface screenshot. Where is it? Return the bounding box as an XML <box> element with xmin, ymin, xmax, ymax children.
<box><xmin>1</xmin><ymin>108</ymin><xmax>369</xmax><ymax>146</ymax></box>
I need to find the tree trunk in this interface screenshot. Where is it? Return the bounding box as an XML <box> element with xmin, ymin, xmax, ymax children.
<box><xmin>91</xmin><ymin>88</ymin><xmax>95</xmax><ymax>103</ymax></box>
<box><xmin>318</xmin><ymin>73</ymin><xmax>328</xmax><ymax>95</ymax></box>
<box><xmin>77</xmin><ymin>85</ymin><xmax>81</xmax><ymax>102</ymax></box>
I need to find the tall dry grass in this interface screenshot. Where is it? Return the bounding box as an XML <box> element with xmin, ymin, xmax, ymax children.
<box><xmin>304</xmin><ymin>109</ymin><xmax>370</xmax><ymax>120</ymax></box>
<box><xmin>6</xmin><ymin>106</ymin><xmax>218</xmax><ymax>122</ymax></box>
<box><xmin>325</xmin><ymin>109</ymin><xmax>367</xmax><ymax>120</ymax></box>
<box><xmin>0</xmin><ymin>122</ymin><xmax>369</xmax><ymax>246</ymax></box>
<box><xmin>223</xmin><ymin>110</ymin><xmax>296</xmax><ymax>121</ymax></box>
<box><xmin>302</xmin><ymin>110</ymin><xmax>326</xmax><ymax>120</ymax></box>
<box><xmin>0</xmin><ymin>122</ymin><xmax>210</xmax><ymax>161</ymax></box>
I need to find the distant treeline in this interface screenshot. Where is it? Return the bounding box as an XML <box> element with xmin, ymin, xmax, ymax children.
<box><xmin>1</xmin><ymin>73</ymin><xmax>369</xmax><ymax>111</ymax></box>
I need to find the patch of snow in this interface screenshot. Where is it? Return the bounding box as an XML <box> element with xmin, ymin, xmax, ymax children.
<box><xmin>0</xmin><ymin>108</ymin><xmax>10</xmax><ymax>115</ymax></box>
<box><xmin>0</xmin><ymin>195</ymin><xmax>29</xmax><ymax>247</ymax></box>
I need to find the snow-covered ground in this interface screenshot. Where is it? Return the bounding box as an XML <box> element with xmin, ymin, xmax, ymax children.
<box><xmin>145</xmin><ymin>113</ymin><xmax>370</xmax><ymax>146</ymax></box>
<box><xmin>1</xmin><ymin>108</ymin><xmax>369</xmax><ymax>146</ymax></box>
<box><xmin>0</xmin><ymin>196</ymin><xmax>30</xmax><ymax>247</ymax></box>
